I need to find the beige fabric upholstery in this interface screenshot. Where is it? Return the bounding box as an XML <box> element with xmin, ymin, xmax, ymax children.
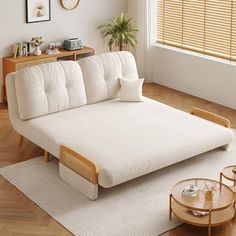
<box><xmin>119</xmin><ymin>78</ymin><xmax>144</xmax><ymax>102</ymax></box>
<box><xmin>79</xmin><ymin>51</ymin><xmax>139</xmax><ymax>104</ymax></box>
<box><xmin>59</xmin><ymin>164</ymin><xmax>98</xmax><ymax>200</ymax></box>
<box><xmin>6</xmin><ymin>76</ymin><xmax>234</xmax><ymax>188</ymax></box>
<box><xmin>15</xmin><ymin>61</ymin><xmax>87</xmax><ymax>120</ymax></box>
<box><xmin>5</xmin><ymin>52</ymin><xmax>234</xmax><ymax>190</ymax></box>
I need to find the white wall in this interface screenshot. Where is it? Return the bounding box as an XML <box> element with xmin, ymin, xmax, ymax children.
<box><xmin>0</xmin><ymin>0</ymin><xmax>127</xmax><ymax>103</ymax></box>
<box><xmin>147</xmin><ymin>46</ymin><xmax>236</xmax><ymax>109</ymax></box>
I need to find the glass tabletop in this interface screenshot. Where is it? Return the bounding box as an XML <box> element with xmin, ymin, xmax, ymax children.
<box><xmin>222</xmin><ymin>166</ymin><xmax>236</xmax><ymax>181</ymax></box>
<box><xmin>171</xmin><ymin>178</ymin><xmax>234</xmax><ymax>211</ymax></box>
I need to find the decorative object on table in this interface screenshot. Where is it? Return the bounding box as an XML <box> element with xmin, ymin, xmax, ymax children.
<box><xmin>204</xmin><ymin>190</ymin><xmax>213</xmax><ymax>201</ymax></box>
<box><xmin>63</xmin><ymin>38</ymin><xmax>83</xmax><ymax>51</ymax></box>
<box><xmin>46</xmin><ymin>48</ymin><xmax>60</xmax><ymax>55</ymax></box>
<box><xmin>182</xmin><ymin>184</ymin><xmax>200</xmax><ymax>198</ymax></box>
<box><xmin>170</xmin><ymin>178</ymin><xmax>235</xmax><ymax>236</ymax></box>
<box><xmin>60</xmin><ymin>0</ymin><xmax>80</xmax><ymax>10</ymax></box>
<box><xmin>187</xmin><ymin>210</ymin><xmax>209</xmax><ymax>217</ymax></box>
<box><xmin>30</xmin><ymin>37</ymin><xmax>44</xmax><ymax>56</ymax></box>
<box><xmin>12</xmin><ymin>42</ymin><xmax>31</xmax><ymax>58</ymax></box>
<box><xmin>202</xmin><ymin>182</ymin><xmax>218</xmax><ymax>201</ymax></box>
<box><xmin>26</xmin><ymin>0</ymin><xmax>51</xmax><ymax>23</ymax></box>
<box><xmin>232</xmin><ymin>167</ymin><xmax>236</xmax><ymax>174</ymax></box>
<box><xmin>12</xmin><ymin>44</ymin><xmax>19</xmax><ymax>59</ymax></box>
<box><xmin>98</xmin><ymin>12</ymin><xmax>140</xmax><ymax>51</ymax></box>
<box><xmin>46</xmin><ymin>44</ymin><xmax>60</xmax><ymax>55</ymax></box>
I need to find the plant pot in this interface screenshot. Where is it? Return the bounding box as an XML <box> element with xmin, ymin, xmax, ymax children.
<box><xmin>34</xmin><ymin>45</ymin><xmax>41</xmax><ymax>56</ymax></box>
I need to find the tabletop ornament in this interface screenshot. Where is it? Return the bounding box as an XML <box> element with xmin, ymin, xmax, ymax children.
<box><xmin>183</xmin><ymin>182</ymin><xmax>218</xmax><ymax>217</ymax></box>
<box><xmin>30</xmin><ymin>36</ymin><xmax>44</xmax><ymax>56</ymax></box>
<box><xmin>182</xmin><ymin>184</ymin><xmax>200</xmax><ymax>198</ymax></box>
<box><xmin>232</xmin><ymin>167</ymin><xmax>236</xmax><ymax>174</ymax></box>
<box><xmin>202</xmin><ymin>182</ymin><xmax>218</xmax><ymax>201</ymax></box>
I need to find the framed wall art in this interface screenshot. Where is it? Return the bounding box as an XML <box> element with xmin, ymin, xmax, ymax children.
<box><xmin>26</xmin><ymin>0</ymin><xmax>51</xmax><ymax>23</ymax></box>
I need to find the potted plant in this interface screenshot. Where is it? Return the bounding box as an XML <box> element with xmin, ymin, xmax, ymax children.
<box><xmin>31</xmin><ymin>36</ymin><xmax>44</xmax><ymax>56</ymax></box>
<box><xmin>98</xmin><ymin>12</ymin><xmax>139</xmax><ymax>51</ymax></box>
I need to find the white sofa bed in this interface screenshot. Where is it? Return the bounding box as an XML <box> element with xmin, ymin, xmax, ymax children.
<box><xmin>6</xmin><ymin>51</ymin><xmax>234</xmax><ymax>200</ymax></box>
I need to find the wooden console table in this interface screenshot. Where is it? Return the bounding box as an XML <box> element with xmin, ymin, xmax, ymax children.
<box><xmin>2</xmin><ymin>46</ymin><xmax>95</xmax><ymax>102</ymax></box>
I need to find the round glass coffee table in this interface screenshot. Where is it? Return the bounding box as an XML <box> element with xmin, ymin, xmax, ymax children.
<box><xmin>169</xmin><ymin>178</ymin><xmax>235</xmax><ymax>236</ymax></box>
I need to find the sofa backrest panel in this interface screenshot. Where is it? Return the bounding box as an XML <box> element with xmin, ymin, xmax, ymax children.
<box><xmin>15</xmin><ymin>61</ymin><xmax>87</xmax><ymax>120</ymax></box>
<box><xmin>79</xmin><ymin>51</ymin><xmax>139</xmax><ymax>104</ymax></box>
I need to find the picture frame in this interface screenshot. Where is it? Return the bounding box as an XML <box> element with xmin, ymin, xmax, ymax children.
<box><xmin>26</xmin><ymin>0</ymin><xmax>51</xmax><ymax>23</ymax></box>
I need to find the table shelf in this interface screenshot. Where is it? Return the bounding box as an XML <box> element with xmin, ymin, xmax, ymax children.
<box><xmin>172</xmin><ymin>199</ymin><xmax>234</xmax><ymax>227</ymax></box>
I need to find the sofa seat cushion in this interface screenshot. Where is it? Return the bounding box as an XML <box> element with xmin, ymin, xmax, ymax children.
<box><xmin>79</xmin><ymin>51</ymin><xmax>139</xmax><ymax>104</ymax></box>
<box><xmin>15</xmin><ymin>61</ymin><xmax>87</xmax><ymax>120</ymax></box>
<box><xmin>16</xmin><ymin>97</ymin><xmax>234</xmax><ymax>188</ymax></box>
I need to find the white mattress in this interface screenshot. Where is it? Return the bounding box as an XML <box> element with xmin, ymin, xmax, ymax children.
<box><xmin>16</xmin><ymin>97</ymin><xmax>234</xmax><ymax>188</ymax></box>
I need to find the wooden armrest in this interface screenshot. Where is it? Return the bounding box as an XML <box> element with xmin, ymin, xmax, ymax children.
<box><xmin>60</xmin><ymin>145</ymin><xmax>98</xmax><ymax>184</ymax></box>
<box><xmin>191</xmin><ymin>107</ymin><xmax>230</xmax><ymax>128</ymax></box>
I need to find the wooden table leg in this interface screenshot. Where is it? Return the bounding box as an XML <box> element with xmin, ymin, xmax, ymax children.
<box><xmin>233</xmin><ymin>202</ymin><xmax>236</xmax><ymax>220</ymax></box>
<box><xmin>44</xmin><ymin>150</ymin><xmax>49</xmax><ymax>162</ymax></box>
<box><xmin>169</xmin><ymin>194</ymin><xmax>172</xmax><ymax>220</ymax></box>
<box><xmin>19</xmin><ymin>135</ymin><xmax>23</xmax><ymax>146</ymax></box>
<box><xmin>220</xmin><ymin>172</ymin><xmax>223</xmax><ymax>191</ymax></box>
<box><xmin>208</xmin><ymin>210</ymin><xmax>212</xmax><ymax>236</ymax></box>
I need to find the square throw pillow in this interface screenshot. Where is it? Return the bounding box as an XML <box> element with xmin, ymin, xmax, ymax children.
<box><xmin>119</xmin><ymin>78</ymin><xmax>144</xmax><ymax>102</ymax></box>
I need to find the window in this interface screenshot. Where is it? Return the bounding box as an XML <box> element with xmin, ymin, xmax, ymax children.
<box><xmin>157</xmin><ymin>0</ymin><xmax>236</xmax><ymax>61</ymax></box>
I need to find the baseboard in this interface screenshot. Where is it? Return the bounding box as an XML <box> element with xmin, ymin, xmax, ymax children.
<box><xmin>152</xmin><ymin>78</ymin><xmax>236</xmax><ymax>110</ymax></box>
<box><xmin>144</xmin><ymin>78</ymin><xmax>153</xmax><ymax>84</ymax></box>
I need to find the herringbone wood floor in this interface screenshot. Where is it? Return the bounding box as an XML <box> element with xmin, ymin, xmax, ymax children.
<box><xmin>0</xmin><ymin>83</ymin><xmax>235</xmax><ymax>236</ymax></box>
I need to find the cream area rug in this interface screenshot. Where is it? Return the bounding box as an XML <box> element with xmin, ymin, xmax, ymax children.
<box><xmin>0</xmin><ymin>132</ymin><xmax>236</xmax><ymax>236</ymax></box>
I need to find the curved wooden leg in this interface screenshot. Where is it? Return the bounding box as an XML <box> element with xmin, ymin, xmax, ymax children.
<box><xmin>220</xmin><ymin>172</ymin><xmax>223</xmax><ymax>191</ymax></box>
<box><xmin>191</xmin><ymin>107</ymin><xmax>231</xmax><ymax>128</ymax></box>
<box><xmin>169</xmin><ymin>194</ymin><xmax>172</xmax><ymax>220</ymax></box>
<box><xmin>19</xmin><ymin>135</ymin><xmax>23</xmax><ymax>146</ymax></box>
<box><xmin>44</xmin><ymin>150</ymin><xmax>49</xmax><ymax>162</ymax></box>
<box><xmin>233</xmin><ymin>202</ymin><xmax>236</xmax><ymax>220</ymax></box>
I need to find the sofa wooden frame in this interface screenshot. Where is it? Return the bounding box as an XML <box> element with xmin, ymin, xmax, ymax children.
<box><xmin>18</xmin><ymin>107</ymin><xmax>231</xmax><ymax>200</ymax></box>
<box><xmin>191</xmin><ymin>107</ymin><xmax>230</xmax><ymax>128</ymax></box>
<box><xmin>59</xmin><ymin>145</ymin><xmax>99</xmax><ymax>200</ymax></box>
<box><xmin>190</xmin><ymin>107</ymin><xmax>231</xmax><ymax>150</ymax></box>
<box><xmin>60</xmin><ymin>145</ymin><xmax>98</xmax><ymax>185</ymax></box>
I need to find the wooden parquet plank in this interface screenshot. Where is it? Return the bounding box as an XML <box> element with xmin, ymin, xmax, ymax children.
<box><xmin>0</xmin><ymin>83</ymin><xmax>235</xmax><ymax>236</ymax></box>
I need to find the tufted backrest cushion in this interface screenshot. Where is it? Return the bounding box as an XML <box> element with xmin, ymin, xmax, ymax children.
<box><xmin>15</xmin><ymin>61</ymin><xmax>87</xmax><ymax>120</ymax></box>
<box><xmin>79</xmin><ymin>51</ymin><xmax>139</xmax><ymax>104</ymax></box>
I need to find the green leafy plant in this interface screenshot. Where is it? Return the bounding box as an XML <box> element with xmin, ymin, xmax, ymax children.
<box><xmin>98</xmin><ymin>12</ymin><xmax>139</xmax><ymax>51</ymax></box>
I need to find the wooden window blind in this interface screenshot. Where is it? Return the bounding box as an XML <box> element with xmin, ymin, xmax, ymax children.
<box><xmin>157</xmin><ymin>0</ymin><xmax>236</xmax><ymax>61</ymax></box>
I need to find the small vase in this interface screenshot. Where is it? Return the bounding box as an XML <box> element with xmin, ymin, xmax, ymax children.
<box><xmin>34</xmin><ymin>45</ymin><xmax>41</xmax><ymax>56</ymax></box>
<box><xmin>204</xmin><ymin>191</ymin><xmax>213</xmax><ymax>201</ymax></box>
